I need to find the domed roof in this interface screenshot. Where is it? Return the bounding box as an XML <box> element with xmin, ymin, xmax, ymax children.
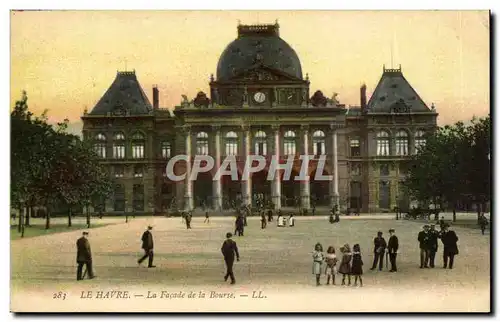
<box><xmin>216</xmin><ymin>24</ymin><xmax>303</xmax><ymax>81</ymax></box>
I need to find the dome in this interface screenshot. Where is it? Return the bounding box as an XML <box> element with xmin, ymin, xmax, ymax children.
<box><xmin>216</xmin><ymin>24</ymin><xmax>303</xmax><ymax>81</ymax></box>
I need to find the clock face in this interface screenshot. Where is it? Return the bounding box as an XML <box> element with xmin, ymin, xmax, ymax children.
<box><xmin>286</xmin><ymin>90</ymin><xmax>298</xmax><ymax>104</ymax></box>
<box><xmin>254</xmin><ymin>92</ymin><xmax>266</xmax><ymax>103</ymax></box>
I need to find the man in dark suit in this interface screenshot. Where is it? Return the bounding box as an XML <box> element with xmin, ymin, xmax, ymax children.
<box><xmin>441</xmin><ymin>224</ymin><xmax>459</xmax><ymax>269</ymax></box>
<box><xmin>387</xmin><ymin>229</ymin><xmax>399</xmax><ymax>272</ymax></box>
<box><xmin>76</xmin><ymin>231</ymin><xmax>95</xmax><ymax>280</ymax></box>
<box><xmin>185</xmin><ymin>212</ymin><xmax>192</xmax><ymax>229</ymax></box>
<box><xmin>235</xmin><ymin>215</ymin><xmax>244</xmax><ymax>236</ymax></box>
<box><xmin>261</xmin><ymin>212</ymin><xmax>267</xmax><ymax>229</ymax></box>
<box><xmin>438</xmin><ymin>216</ymin><xmax>446</xmax><ymax>231</ymax></box>
<box><xmin>221</xmin><ymin>232</ymin><xmax>240</xmax><ymax>284</ymax></box>
<box><xmin>138</xmin><ymin>225</ymin><xmax>155</xmax><ymax>268</ymax></box>
<box><xmin>479</xmin><ymin>214</ymin><xmax>488</xmax><ymax>235</ymax></box>
<box><xmin>428</xmin><ymin>224</ymin><xmax>439</xmax><ymax>268</ymax></box>
<box><xmin>370</xmin><ymin>231</ymin><xmax>387</xmax><ymax>271</ymax></box>
<box><xmin>418</xmin><ymin>225</ymin><xmax>430</xmax><ymax>268</ymax></box>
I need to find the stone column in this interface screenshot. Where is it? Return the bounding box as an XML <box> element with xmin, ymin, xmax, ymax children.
<box><xmin>300</xmin><ymin>125</ymin><xmax>311</xmax><ymax>210</ymax></box>
<box><xmin>212</xmin><ymin>125</ymin><xmax>222</xmax><ymax>211</ymax></box>
<box><xmin>330</xmin><ymin>124</ymin><xmax>339</xmax><ymax>208</ymax></box>
<box><xmin>241</xmin><ymin>125</ymin><xmax>252</xmax><ymax>207</ymax></box>
<box><xmin>184</xmin><ymin>126</ymin><xmax>193</xmax><ymax>211</ymax></box>
<box><xmin>271</xmin><ymin>125</ymin><xmax>281</xmax><ymax>209</ymax></box>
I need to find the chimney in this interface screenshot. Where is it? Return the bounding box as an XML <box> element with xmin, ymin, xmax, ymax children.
<box><xmin>153</xmin><ymin>85</ymin><xmax>159</xmax><ymax>109</ymax></box>
<box><xmin>360</xmin><ymin>84</ymin><xmax>367</xmax><ymax>111</ymax></box>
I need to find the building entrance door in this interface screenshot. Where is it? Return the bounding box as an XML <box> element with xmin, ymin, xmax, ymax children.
<box><xmin>379</xmin><ymin>180</ymin><xmax>391</xmax><ymax>211</ymax></box>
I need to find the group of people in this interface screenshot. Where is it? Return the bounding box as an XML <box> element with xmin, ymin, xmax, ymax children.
<box><xmin>75</xmin><ymin>207</ymin><xmax>464</xmax><ymax>286</ymax></box>
<box><xmin>370</xmin><ymin>229</ymin><xmax>399</xmax><ymax>272</ymax></box>
<box><xmin>260</xmin><ymin>211</ymin><xmax>295</xmax><ymax>229</ymax></box>
<box><xmin>75</xmin><ymin>225</ymin><xmax>160</xmax><ymax>281</ymax></box>
<box><xmin>418</xmin><ymin>222</ymin><xmax>459</xmax><ymax>269</ymax></box>
<box><xmin>312</xmin><ymin>242</ymin><xmax>364</xmax><ymax>287</ymax></box>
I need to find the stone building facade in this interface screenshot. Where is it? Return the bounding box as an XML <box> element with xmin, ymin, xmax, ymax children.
<box><xmin>81</xmin><ymin>22</ymin><xmax>438</xmax><ymax>214</ymax></box>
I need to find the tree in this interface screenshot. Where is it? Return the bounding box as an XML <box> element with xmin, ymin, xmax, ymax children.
<box><xmin>463</xmin><ymin>116</ymin><xmax>491</xmax><ymax>221</ymax></box>
<box><xmin>404</xmin><ymin>115</ymin><xmax>491</xmax><ymax>222</ymax></box>
<box><xmin>11</xmin><ymin>91</ymin><xmax>112</xmax><ymax>232</ymax></box>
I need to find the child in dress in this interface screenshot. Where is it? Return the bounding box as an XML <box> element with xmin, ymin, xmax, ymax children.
<box><xmin>338</xmin><ymin>244</ymin><xmax>352</xmax><ymax>286</ymax></box>
<box><xmin>325</xmin><ymin>246</ymin><xmax>338</xmax><ymax>285</ymax></box>
<box><xmin>351</xmin><ymin>244</ymin><xmax>364</xmax><ymax>287</ymax></box>
<box><xmin>312</xmin><ymin>243</ymin><xmax>324</xmax><ymax>286</ymax></box>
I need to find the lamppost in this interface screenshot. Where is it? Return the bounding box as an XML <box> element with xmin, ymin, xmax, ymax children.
<box><xmin>19</xmin><ymin>198</ymin><xmax>25</xmax><ymax>238</ymax></box>
<box><xmin>125</xmin><ymin>200</ymin><xmax>129</xmax><ymax>223</ymax></box>
<box><xmin>395</xmin><ymin>194</ymin><xmax>399</xmax><ymax>220</ymax></box>
<box><xmin>86</xmin><ymin>201</ymin><xmax>91</xmax><ymax>229</ymax></box>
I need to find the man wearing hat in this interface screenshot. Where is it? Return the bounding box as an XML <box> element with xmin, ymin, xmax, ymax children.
<box><xmin>387</xmin><ymin>229</ymin><xmax>399</xmax><ymax>272</ymax></box>
<box><xmin>441</xmin><ymin>223</ymin><xmax>459</xmax><ymax>269</ymax></box>
<box><xmin>418</xmin><ymin>225</ymin><xmax>430</xmax><ymax>268</ymax></box>
<box><xmin>428</xmin><ymin>224</ymin><xmax>440</xmax><ymax>268</ymax></box>
<box><xmin>76</xmin><ymin>231</ymin><xmax>95</xmax><ymax>280</ymax></box>
<box><xmin>370</xmin><ymin>231</ymin><xmax>387</xmax><ymax>271</ymax></box>
<box><xmin>220</xmin><ymin>232</ymin><xmax>240</xmax><ymax>284</ymax></box>
<box><xmin>138</xmin><ymin>225</ymin><xmax>155</xmax><ymax>268</ymax></box>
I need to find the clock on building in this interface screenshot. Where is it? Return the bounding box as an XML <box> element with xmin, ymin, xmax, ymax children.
<box><xmin>254</xmin><ymin>92</ymin><xmax>266</xmax><ymax>104</ymax></box>
<box><xmin>286</xmin><ymin>89</ymin><xmax>298</xmax><ymax>104</ymax></box>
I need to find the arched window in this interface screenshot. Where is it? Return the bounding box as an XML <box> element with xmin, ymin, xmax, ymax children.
<box><xmin>376</xmin><ymin>131</ymin><xmax>390</xmax><ymax>156</ymax></box>
<box><xmin>414</xmin><ymin>130</ymin><xmax>426</xmax><ymax>152</ymax></box>
<box><xmin>395</xmin><ymin>130</ymin><xmax>409</xmax><ymax>156</ymax></box>
<box><xmin>254</xmin><ymin>130</ymin><xmax>267</xmax><ymax>156</ymax></box>
<box><xmin>196</xmin><ymin>132</ymin><xmax>209</xmax><ymax>156</ymax></box>
<box><xmin>283</xmin><ymin>130</ymin><xmax>296</xmax><ymax>156</ymax></box>
<box><xmin>312</xmin><ymin>130</ymin><xmax>325</xmax><ymax>156</ymax></box>
<box><xmin>131</xmin><ymin>132</ymin><xmax>145</xmax><ymax>159</ymax></box>
<box><xmin>113</xmin><ymin>132</ymin><xmax>125</xmax><ymax>159</ymax></box>
<box><xmin>94</xmin><ymin>133</ymin><xmax>107</xmax><ymax>158</ymax></box>
<box><xmin>161</xmin><ymin>141</ymin><xmax>172</xmax><ymax>159</ymax></box>
<box><xmin>225</xmin><ymin>131</ymin><xmax>238</xmax><ymax>156</ymax></box>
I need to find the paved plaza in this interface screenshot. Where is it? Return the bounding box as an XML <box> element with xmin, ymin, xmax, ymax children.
<box><xmin>10</xmin><ymin>214</ymin><xmax>490</xmax><ymax>312</ymax></box>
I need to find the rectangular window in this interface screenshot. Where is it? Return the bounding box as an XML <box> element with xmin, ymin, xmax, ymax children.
<box><xmin>380</xmin><ymin>163</ymin><xmax>390</xmax><ymax>176</ymax></box>
<box><xmin>196</xmin><ymin>141</ymin><xmax>209</xmax><ymax>155</ymax></box>
<box><xmin>132</xmin><ymin>144</ymin><xmax>144</xmax><ymax>159</ymax></box>
<box><xmin>313</xmin><ymin>142</ymin><xmax>325</xmax><ymax>156</ymax></box>
<box><xmin>114</xmin><ymin>166</ymin><xmax>124</xmax><ymax>178</ymax></box>
<box><xmin>255</xmin><ymin>142</ymin><xmax>267</xmax><ymax>156</ymax></box>
<box><xmin>351</xmin><ymin>163</ymin><xmax>361</xmax><ymax>176</ymax></box>
<box><xmin>225</xmin><ymin>142</ymin><xmax>238</xmax><ymax>156</ymax></box>
<box><xmin>414</xmin><ymin>139</ymin><xmax>426</xmax><ymax>153</ymax></box>
<box><xmin>134</xmin><ymin>165</ymin><xmax>143</xmax><ymax>178</ymax></box>
<box><xmin>395</xmin><ymin>139</ymin><xmax>409</xmax><ymax>156</ymax></box>
<box><xmin>161</xmin><ymin>142</ymin><xmax>171</xmax><ymax>159</ymax></box>
<box><xmin>399</xmin><ymin>163</ymin><xmax>408</xmax><ymax>176</ymax></box>
<box><xmin>94</xmin><ymin>143</ymin><xmax>107</xmax><ymax>158</ymax></box>
<box><xmin>350</xmin><ymin>139</ymin><xmax>360</xmax><ymax>157</ymax></box>
<box><xmin>284</xmin><ymin>141</ymin><xmax>296</xmax><ymax>156</ymax></box>
<box><xmin>377</xmin><ymin>139</ymin><xmax>390</xmax><ymax>156</ymax></box>
<box><xmin>113</xmin><ymin>144</ymin><xmax>125</xmax><ymax>159</ymax></box>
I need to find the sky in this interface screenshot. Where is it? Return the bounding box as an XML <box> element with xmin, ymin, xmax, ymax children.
<box><xmin>10</xmin><ymin>10</ymin><xmax>490</xmax><ymax>129</ymax></box>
